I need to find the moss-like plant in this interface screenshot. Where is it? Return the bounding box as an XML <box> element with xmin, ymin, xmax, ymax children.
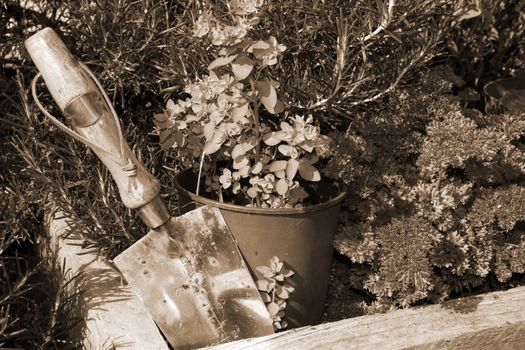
<box><xmin>330</xmin><ymin>65</ymin><xmax>525</xmax><ymax>311</ymax></box>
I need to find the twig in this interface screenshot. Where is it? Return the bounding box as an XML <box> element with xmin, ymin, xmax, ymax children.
<box><xmin>362</xmin><ymin>0</ymin><xmax>396</xmax><ymax>43</ymax></box>
<box><xmin>344</xmin><ymin>43</ymin><xmax>432</xmax><ymax>106</ymax></box>
<box><xmin>307</xmin><ymin>1</ymin><xmax>396</xmax><ymax>111</ymax></box>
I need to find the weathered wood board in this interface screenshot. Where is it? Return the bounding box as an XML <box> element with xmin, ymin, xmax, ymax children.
<box><xmin>206</xmin><ymin>286</ymin><xmax>525</xmax><ymax>350</ymax></box>
<box><xmin>48</xmin><ymin>212</ymin><xmax>168</xmax><ymax>350</ymax></box>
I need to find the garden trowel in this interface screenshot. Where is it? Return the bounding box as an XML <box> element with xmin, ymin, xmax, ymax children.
<box><xmin>25</xmin><ymin>27</ymin><xmax>273</xmax><ymax>349</ymax></box>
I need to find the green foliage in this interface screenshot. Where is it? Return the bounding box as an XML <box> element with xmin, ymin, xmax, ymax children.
<box><xmin>255</xmin><ymin>256</ymin><xmax>295</xmax><ymax>331</ymax></box>
<box><xmin>448</xmin><ymin>0</ymin><xmax>525</xmax><ymax>88</ymax></box>
<box><xmin>156</xmin><ymin>1</ymin><xmax>329</xmax><ymax>208</ymax></box>
<box><xmin>258</xmin><ymin>0</ymin><xmax>462</xmax><ymax>118</ymax></box>
<box><xmin>154</xmin><ymin>0</ymin><xmax>466</xmax><ymax>208</ymax></box>
<box><xmin>59</xmin><ymin>0</ymin><xmax>196</xmax><ymax>103</ymax></box>
<box><xmin>365</xmin><ymin>217</ymin><xmax>439</xmax><ymax>309</ymax></box>
<box><xmin>330</xmin><ymin>64</ymin><xmax>525</xmax><ymax>311</ymax></box>
<box><xmin>1</xmin><ymin>75</ymin><xmax>84</xmax><ymax>347</ymax></box>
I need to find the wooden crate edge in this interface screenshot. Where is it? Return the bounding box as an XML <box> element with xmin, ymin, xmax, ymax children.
<box><xmin>205</xmin><ymin>284</ymin><xmax>525</xmax><ymax>349</ymax></box>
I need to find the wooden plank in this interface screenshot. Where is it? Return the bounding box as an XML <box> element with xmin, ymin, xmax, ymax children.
<box><xmin>48</xmin><ymin>212</ymin><xmax>168</xmax><ymax>350</ymax></box>
<box><xmin>206</xmin><ymin>286</ymin><xmax>525</xmax><ymax>350</ymax></box>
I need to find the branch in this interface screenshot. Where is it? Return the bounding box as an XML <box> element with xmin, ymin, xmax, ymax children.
<box><xmin>345</xmin><ymin>44</ymin><xmax>431</xmax><ymax>106</ymax></box>
<box><xmin>362</xmin><ymin>0</ymin><xmax>396</xmax><ymax>43</ymax></box>
<box><xmin>307</xmin><ymin>0</ymin><xmax>396</xmax><ymax>111</ymax></box>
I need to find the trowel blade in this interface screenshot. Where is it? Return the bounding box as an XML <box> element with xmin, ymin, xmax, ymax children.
<box><xmin>114</xmin><ymin>205</ymin><xmax>274</xmax><ymax>349</ymax></box>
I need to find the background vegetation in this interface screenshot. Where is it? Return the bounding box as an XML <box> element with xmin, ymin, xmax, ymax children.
<box><xmin>1</xmin><ymin>0</ymin><xmax>524</xmax><ymax>347</ymax></box>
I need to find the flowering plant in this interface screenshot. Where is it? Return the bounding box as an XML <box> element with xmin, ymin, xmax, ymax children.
<box><xmin>154</xmin><ymin>1</ymin><xmax>329</xmax><ymax>208</ymax></box>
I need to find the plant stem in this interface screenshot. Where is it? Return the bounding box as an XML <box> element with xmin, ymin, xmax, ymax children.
<box><xmin>249</xmin><ymin>78</ymin><xmax>262</xmax><ymax>208</ymax></box>
<box><xmin>196</xmin><ymin>151</ymin><xmax>205</xmax><ymax>197</ymax></box>
<box><xmin>249</xmin><ymin>78</ymin><xmax>261</xmax><ymax>163</ymax></box>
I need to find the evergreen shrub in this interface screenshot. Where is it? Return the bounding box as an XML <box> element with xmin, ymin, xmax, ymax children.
<box><xmin>329</xmin><ymin>65</ymin><xmax>525</xmax><ymax>311</ymax></box>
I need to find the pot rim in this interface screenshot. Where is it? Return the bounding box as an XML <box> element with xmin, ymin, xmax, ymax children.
<box><xmin>174</xmin><ymin>168</ymin><xmax>347</xmax><ymax>215</ymax></box>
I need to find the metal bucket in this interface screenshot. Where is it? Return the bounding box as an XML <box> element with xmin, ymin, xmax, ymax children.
<box><xmin>175</xmin><ymin>169</ymin><xmax>346</xmax><ymax>328</ymax></box>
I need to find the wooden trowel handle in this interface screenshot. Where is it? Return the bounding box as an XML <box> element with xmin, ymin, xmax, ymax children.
<box><xmin>26</xmin><ymin>28</ymin><xmax>170</xmax><ymax>229</ymax></box>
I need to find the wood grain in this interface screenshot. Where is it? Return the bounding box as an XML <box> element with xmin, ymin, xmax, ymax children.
<box><xmin>207</xmin><ymin>286</ymin><xmax>525</xmax><ymax>350</ymax></box>
<box><xmin>48</xmin><ymin>212</ymin><xmax>168</xmax><ymax>350</ymax></box>
<box><xmin>25</xmin><ymin>27</ymin><xmax>100</xmax><ymax>112</ymax></box>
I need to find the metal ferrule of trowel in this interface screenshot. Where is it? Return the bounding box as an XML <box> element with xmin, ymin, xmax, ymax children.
<box><xmin>26</xmin><ymin>28</ymin><xmax>274</xmax><ymax>349</ymax></box>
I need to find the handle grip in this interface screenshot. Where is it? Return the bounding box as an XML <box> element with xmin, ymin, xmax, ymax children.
<box><xmin>26</xmin><ymin>28</ymin><xmax>169</xmax><ymax>229</ymax></box>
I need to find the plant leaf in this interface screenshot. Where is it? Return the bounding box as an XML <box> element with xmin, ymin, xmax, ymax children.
<box><xmin>289</xmin><ymin>186</ymin><xmax>308</xmax><ymax>204</ymax></box>
<box><xmin>269</xmin><ymin>160</ymin><xmax>287</xmax><ymax>172</ymax></box>
<box><xmin>154</xmin><ymin>112</ymin><xmax>169</xmax><ymax>123</ymax></box>
<box><xmin>268</xmin><ymin>280</ymin><xmax>276</xmax><ymax>291</ymax></box>
<box><xmin>232</xmin><ymin>142</ymin><xmax>255</xmax><ymax>159</ymax></box>
<box><xmin>286</xmin><ymin>159</ymin><xmax>299</xmax><ymax>180</ymax></box>
<box><xmin>159</xmin><ymin>129</ymin><xmax>172</xmax><ymax>144</ymax></box>
<box><xmin>247</xmin><ymin>186</ymin><xmax>258</xmax><ymax>198</ymax></box>
<box><xmin>252</xmin><ymin>161</ymin><xmax>263</xmax><ymax>174</ymax></box>
<box><xmin>232</xmin><ymin>103</ymin><xmax>249</xmax><ymax>122</ymax></box>
<box><xmin>166</xmin><ymin>99</ymin><xmax>177</xmax><ymax>115</ymax></box>
<box><xmin>260</xmin><ymin>292</ymin><xmax>271</xmax><ymax>302</ymax></box>
<box><xmin>256</xmin><ymin>80</ymin><xmax>277</xmax><ymax>112</ymax></box>
<box><xmin>298</xmin><ymin>161</ymin><xmax>321</xmax><ymax>181</ymax></box>
<box><xmin>278</xmin><ymin>144</ymin><xmax>295</xmax><ymax>157</ymax></box>
<box><xmin>267</xmin><ymin>302</ymin><xmax>280</xmax><ymax>316</ymax></box>
<box><xmin>247</xmin><ymin>40</ymin><xmax>270</xmax><ymax>52</ymax></box>
<box><xmin>274</xmin><ymin>170</ymin><xmax>286</xmax><ymax>178</ymax></box>
<box><xmin>273</xmin><ymin>99</ymin><xmax>285</xmax><ymax>114</ymax></box>
<box><xmin>263</xmin><ymin>132</ymin><xmax>282</xmax><ymax>146</ymax></box>
<box><xmin>208</xmin><ymin>54</ymin><xmax>238</xmax><ymax>70</ymax></box>
<box><xmin>284</xmin><ymin>283</ymin><xmax>295</xmax><ymax>292</ymax></box>
<box><xmin>203</xmin><ymin>128</ymin><xmax>226</xmax><ymax>155</ymax></box>
<box><xmin>282</xmin><ymin>269</ymin><xmax>295</xmax><ymax>278</ymax></box>
<box><xmin>275</xmin><ymin>178</ymin><xmax>288</xmax><ymax>196</ymax></box>
<box><xmin>270</xmin><ymin>256</ymin><xmax>279</xmax><ymax>269</ymax></box>
<box><xmin>174</xmin><ymin>131</ymin><xmax>186</xmax><ymax>148</ymax></box>
<box><xmin>256</xmin><ymin>265</ymin><xmax>274</xmax><ymax>278</ymax></box>
<box><xmin>276</xmin><ymin>286</ymin><xmax>289</xmax><ymax>299</ymax></box>
<box><xmin>203</xmin><ymin>121</ymin><xmax>216</xmax><ymax>141</ymax></box>
<box><xmin>238</xmin><ymin>164</ymin><xmax>251</xmax><ymax>177</ymax></box>
<box><xmin>232</xmin><ymin>56</ymin><xmax>254</xmax><ymax>80</ymax></box>
<box><xmin>269</xmin><ymin>80</ymin><xmax>280</xmax><ymax>89</ymax></box>
<box><xmin>203</xmin><ymin>140</ymin><xmax>222</xmax><ymax>155</ymax></box>
<box><xmin>280</xmin><ymin>122</ymin><xmax>293</xmax><ymax>131</ymax></box>
<box><xmin>300</xmin><ymin>140</ymin><xmax>315</xmax><ymax>153</ymax></box>
<box><xmin>256</xmin><ymin>279</ymin><xmax>269</xmax><ymax>292</ymax></box>
<box><xmin>233</xmin><ymin>155</ymin><xmax>250</xmax><ymax>170</ymax></box>
<box><xmin>160</xmin><ymin>134</ymin><xmax>176</xmax><ymax>151</ymax></box>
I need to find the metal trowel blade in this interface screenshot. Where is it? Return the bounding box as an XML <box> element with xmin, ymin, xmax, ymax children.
<box><xmin>114</xmin><ymin>205</ymin><xmax>274</xmax><ymax>349</ymax></box>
